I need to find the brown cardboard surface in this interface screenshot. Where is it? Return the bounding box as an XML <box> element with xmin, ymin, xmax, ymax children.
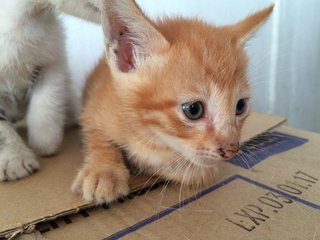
<box><xmin>41</xmin><ymin>127</ymin><xmax>320</xmax><ymax>240</ymax></box>
<box><xmin>0</xmin><ymin>112</ymin><xmax>285</xmax><ymax>239</ymax></box>
<box><xmin>240</xmin><ymin>112</ymin><xmax>286</xmax><ymax>142</ymax></box>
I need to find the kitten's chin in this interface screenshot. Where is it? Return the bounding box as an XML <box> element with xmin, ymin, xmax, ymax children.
<box><xmin>188</xmin><ymin>157</ymin><xmax>221</xmax><ymax>168</ymax></box>
<box><xmin>176</xmin><ymin>162</ymin><xmax>219</xmax><ymax>188</ymax></box>
<box><xmin>181</xmin><ymin>152</ymin><xmax>222</xmax><ymax>168</ymax></box>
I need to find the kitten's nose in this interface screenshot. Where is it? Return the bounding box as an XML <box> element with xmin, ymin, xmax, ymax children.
<box><xmin>218</xmin><ymin>143</ymin><xmax>240</xmax><ymax>159</ymax></box>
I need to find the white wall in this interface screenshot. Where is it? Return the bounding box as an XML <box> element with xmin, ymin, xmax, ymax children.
<box><xmin>272</xmin><ymin>0</ymin><xmax>320</xmax><ymax>132</ymax></box>
<box><xmin>62</xmin><ymin>0</ymin><xmax>320</xmax><ymax>133</ymax></box>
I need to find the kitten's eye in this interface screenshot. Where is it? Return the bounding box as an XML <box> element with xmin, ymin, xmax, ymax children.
<box><xmin>182</xmin><ymin>101</ymin><xmax>204</xmax><ymax>120</ymax></box>
<box><xmin>236</xmin><ymin>98</ymin><xmax>248</xmax><ymax>116</ymax></box>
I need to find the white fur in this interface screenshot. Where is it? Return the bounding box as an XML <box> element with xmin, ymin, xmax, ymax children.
<box><xmin>0</xmin><ymin>0</ymin><xmax>71</xmax><ymax>180</ymax></box>
<box><xmin>49</xmin><ymin>0</ymin><xmax>101</xmax><ymax>23</ymax></box>
<box><xmin>0</xmin><ymin>121</ymin><xmax>39</xmax><ymax>181</ymax></box>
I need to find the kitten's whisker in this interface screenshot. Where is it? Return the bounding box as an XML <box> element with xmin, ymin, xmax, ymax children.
<box><xmin>137</xmin><ymin>157</ymin><xmax>181</xmax><ymax>198</ymax></box>
<box><xmin>177</xmin><ymin>162</ymin><xmax>192</xmax><ymax>220</ymax></box>
<box><xmin>157</xmin><ymin>158</ymin><xmax>186</xmax><ymax>210</ymax></box>
<box><xmin>157</xmin><ymin>176</ymin><xmax>173</xmax><ymax>210</ymax></box>
<box><xmin>179</xmin><ymin>162</ymin><xmax>192</xmax><ymax>207</ymax></box>
<box><xmin>143</xmin><ymin>158</ymin><xmax>183</xmax><ymax>198</ymax></box>
<box><xmin>127</xmin><ymin>156</ymin><xmax>181</xmax><ymax>204</ymax></box>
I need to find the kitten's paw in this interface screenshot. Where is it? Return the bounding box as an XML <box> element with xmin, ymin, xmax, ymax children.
<box><xmin>0</xmin><ymin>148</ymin><xmax>39</xmax><ymax>181</ymax></box>
<box><xmin>72</xmin><ymin>164</ymin><xmax>130</xmax><ymax>204</ymax></box>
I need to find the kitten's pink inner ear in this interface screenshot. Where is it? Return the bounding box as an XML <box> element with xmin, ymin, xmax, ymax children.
<box><xmin>101</xmin><ymin>0</ymin><xmax>170</xmax><ymax>73</ymax></box>
<box><xmin>117</xmin><ymin>32</ymin><xmax>134</xmax><ymax>73</ymax></box>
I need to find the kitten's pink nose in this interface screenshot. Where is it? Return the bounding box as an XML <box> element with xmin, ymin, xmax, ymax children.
<box><xmin>217</xmin><ymin>143</ymin><xmax>240</xmax><ymax>159</ymax></box>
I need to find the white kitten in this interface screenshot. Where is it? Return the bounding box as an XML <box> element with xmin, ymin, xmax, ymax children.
<box><xmin>0</xmin><ymin>0</ymin><xmax>71</xmax><ymax>181</ymax></box>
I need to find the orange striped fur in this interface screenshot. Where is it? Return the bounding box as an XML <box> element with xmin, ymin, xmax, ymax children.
<box><xmin>72</xmin><ymin>0</ymin><xmax>273</xmax><ymax>204</ymax></box>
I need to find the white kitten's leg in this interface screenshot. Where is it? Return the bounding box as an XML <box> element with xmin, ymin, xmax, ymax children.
<box><xmin>0</xmin><ymin>121</ymin><xmax>39</xmax><ymax>181</ymax></box>
<box><xmin>27</xmin><ymin>64</ymin><xmax>69</xmax><ymax>156</ymax></box>
<box><xmin>50</xmin><ymin>0</ymin><xmax>101</xmax><ymax>23</ymax></box>
<box><xmin>65</xmin><ymin>82</ymin><xmax>81</xmax><ymax>126</ymax></box>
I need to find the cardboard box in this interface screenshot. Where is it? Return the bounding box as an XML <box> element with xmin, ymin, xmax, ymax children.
<box><xmin>4</xmin><ymin>112</ymin><xmax>318</xmax><ymax>240</ymax></box>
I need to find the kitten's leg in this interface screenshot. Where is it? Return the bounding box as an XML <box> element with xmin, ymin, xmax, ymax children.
<box><xmin>0</xmin><ymin>120</ymin><xmax>39</xmax><ymax>181</ymax></box>
<box><xmin>72</xmin><ymin>129</ymin><xmax>130</xmax><ymax>204</ymax></box>
<box><xmin>50</xmin><ymin>0</ymin><xmax>101</xmax><ymax>24</ymax></box>
<box><xmin>27</xmin><ymin>64</ymin><xmax>69</xmax><ymax>156</ymax></box>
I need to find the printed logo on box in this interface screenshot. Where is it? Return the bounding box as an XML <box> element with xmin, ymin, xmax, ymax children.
<box><xmin>229</xmin><ymin>131</ymin><xmax>308</xmax><ymax>169</ymax></box>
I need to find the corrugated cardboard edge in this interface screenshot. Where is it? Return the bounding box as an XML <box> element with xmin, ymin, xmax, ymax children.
<box><xmin>2</xmin><ymin>183</ymin><xmax>157</xmax><ymax>239</ymax></box>
<box><xmin>2</xmin><ymin>113</ymin><xmax>287</xmax><ymax>239</ymax></box>
<box><xmin>4</xmin><ymin>204</ymin><xmax>92</xmax><ymax>239</ymax></box>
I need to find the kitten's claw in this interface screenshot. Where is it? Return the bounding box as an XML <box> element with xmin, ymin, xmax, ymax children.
<box><xmin>0</xmin><ymin>147</ymin><xmax>39</xmax><ymax>181</ymax></box>
<box><xmin>72</xmin><ymin>164</ymin><xmax>130</xmax><ymax>204</ymax></box>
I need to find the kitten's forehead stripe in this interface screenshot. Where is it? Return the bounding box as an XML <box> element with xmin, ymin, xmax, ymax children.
<box><xmin>135</xmin><ymin>97</ymin><xmax>177</xmax><ymax>111</ymax></box>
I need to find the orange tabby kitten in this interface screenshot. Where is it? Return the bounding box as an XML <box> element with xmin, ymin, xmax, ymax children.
<box><xmin>72</xmin><ymin>0</ymin><xmax>273</xmax><ymax>204</ymax></box>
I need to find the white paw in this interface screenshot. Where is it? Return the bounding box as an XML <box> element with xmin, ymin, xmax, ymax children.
<box><xmin>0</xmin><ymin>146</ymin><xmax>39</xmax><ymax>181</ymax></box>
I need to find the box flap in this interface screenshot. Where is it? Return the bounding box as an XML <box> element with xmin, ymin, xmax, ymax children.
<box><xmin>0</xmin><ymin>112</ymin><xmax>285</xmax><ymax>238</ymax></box>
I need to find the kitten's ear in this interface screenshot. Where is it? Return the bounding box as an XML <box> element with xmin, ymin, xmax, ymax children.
<box><xmin>101</xmin><ymin>0</ymin><xmax>170</xmax><ymax>73</ymax></box>
<box><xmin>231</xmin><ymin>5</ymin><xmax>274</xmax><ymax>44</ymax></box>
